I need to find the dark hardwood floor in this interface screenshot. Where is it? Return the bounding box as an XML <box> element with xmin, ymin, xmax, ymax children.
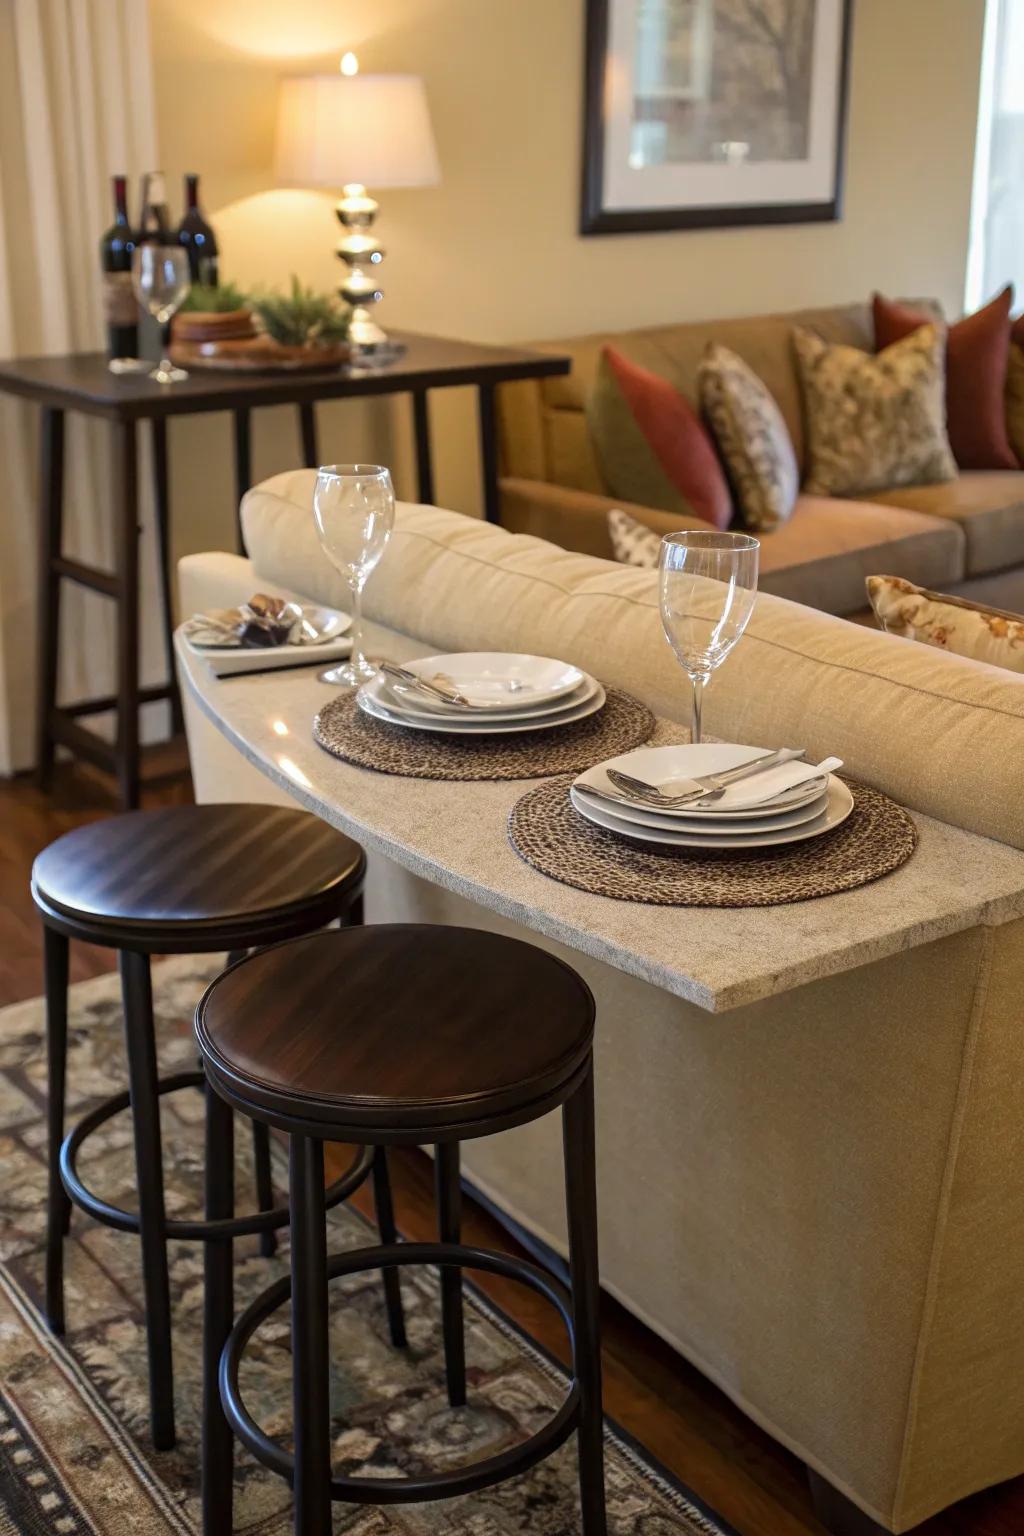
<box><xmin>3</xmin><ymin>760</ymin><xmax>1021</xmax><ymax>1536</ymax></box>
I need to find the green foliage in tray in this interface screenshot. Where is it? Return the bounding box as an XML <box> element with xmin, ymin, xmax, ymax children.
<box><xmin>252</xmin><ymin>276</ymin><xmax>351</xmax><ymax>347</ymax></box>
<box><xmin>180</xmin><ymin>281</ymin><xmax>250</xmax><ymax>313</ymax></box>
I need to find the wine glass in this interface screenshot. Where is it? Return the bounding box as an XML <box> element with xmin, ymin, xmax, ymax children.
<box><xmin>131</xmin><ymin>245</ymin><xmax>190</xmax><ymax>384</ymax></box>
<box><xmin>658</xmin><ymin>531</ymin><xmax>759</xmax><ymax>745</ymax></box>
<box><xmin>313</xmin><ymin>464</ymin><xmax>395</xmax><ymax>686</ymax></box>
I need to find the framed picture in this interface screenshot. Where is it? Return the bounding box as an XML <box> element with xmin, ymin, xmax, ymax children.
<box><xmin>580</xmin><ymin>0</ymin><xmax>853</xmax><ymax>235</ymax></box>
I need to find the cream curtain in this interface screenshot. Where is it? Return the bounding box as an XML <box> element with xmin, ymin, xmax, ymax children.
<box><xmin>967</xmin><ymin>0</ymin><xmax>1024</xmax><ymax>308</ymax></box>
<box><xmin>0</xmin><ymin>0</ymin><xmax>161</xmax><ymax>774</ymax></box>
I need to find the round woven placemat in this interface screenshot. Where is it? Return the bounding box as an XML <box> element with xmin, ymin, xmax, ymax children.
<box><xmin>312</xmin><ymin>689</ymin><xmax>656</xmax><ymax>781</ymax></box>
<box><xmin>507</xmin><ymin>776</ymin><xmax>917</xmax><ymax>907</ymax></box>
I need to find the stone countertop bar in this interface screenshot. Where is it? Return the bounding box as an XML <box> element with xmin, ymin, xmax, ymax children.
<box><xmin>177</xmin><ymin>627</ymin><xmax>1024</xmax><ymax>1014</ymax></box>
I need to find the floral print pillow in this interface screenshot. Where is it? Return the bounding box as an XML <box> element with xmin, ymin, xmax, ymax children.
<box><xmin>867</xmin><ymin>575</ymin><xmax>1024</xmax><ymax>673</ymax></box>
<box><xmin>795</xmin><ymin>323</ymin><xmax>957</xmax><ymax>497</ymax></box>
<box><xmin>698</xmin><ymin>344</ymin><xmax>799</xmax><ymax>532</ymax></box>
<box><xmin>606</xmin><ymin>508</ymin><xmax>661</xmax><ymax>567</ymax></box>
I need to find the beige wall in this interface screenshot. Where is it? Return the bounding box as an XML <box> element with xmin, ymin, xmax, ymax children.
<box><xmin>151</xmin><ymin>0</ymin><xmax>987</xmax><ymax>544</ymax></box>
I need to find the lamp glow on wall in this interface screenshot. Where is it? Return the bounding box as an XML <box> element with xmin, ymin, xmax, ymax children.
<box><xmin>275</xmin><ymin>53</ymin><xmax>440</xmax><ymax>355</ymax></box>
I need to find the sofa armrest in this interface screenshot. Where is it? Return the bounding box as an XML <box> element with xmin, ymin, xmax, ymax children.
<box><xmin>499</xmin><ymin>476</ymin><xmax>716</xmax><ymax>559</ymax></box>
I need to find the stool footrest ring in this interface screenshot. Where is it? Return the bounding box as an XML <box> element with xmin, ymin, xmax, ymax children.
<box><xmin>60</xmin><ymin>1071</ymin><xmax>373</xmax><ymax>1240</ymax></box>
<box><xmin>220</xmin><ymin>1240</ymin><xmax>582</xmax><ymax>1504</ymax></box>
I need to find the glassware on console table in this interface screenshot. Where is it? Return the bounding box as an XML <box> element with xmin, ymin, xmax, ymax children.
<box><xmin>131</xmin><ymin>244</ymin><xmax>191</xmax><ymax>384</ymax></box>
<box><xmin>313</xmin><ymin>464</ymin><xmax>395</xmax><ymax>686</ymax></box>
<box><xmin>658</xmin><ymin>530</ymin><xmax>759</xmax><ymax>745</ymax></box>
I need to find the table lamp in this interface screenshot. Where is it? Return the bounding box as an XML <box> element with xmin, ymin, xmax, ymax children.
<box><xmin>275</xmin><ymin>53</ymin><xmax>440</xmax><ymax>357</ymax></box>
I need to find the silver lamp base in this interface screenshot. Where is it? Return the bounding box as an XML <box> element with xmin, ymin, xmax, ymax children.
<box><xmin>335</xmin><ymin>185</ymin><xmax>406</xmax><ymax>362</ymax></box>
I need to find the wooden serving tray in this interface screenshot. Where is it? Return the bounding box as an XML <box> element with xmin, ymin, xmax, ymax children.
<box><xmin>169</xmin><ymin>336</ymin><xmax>351</xmax><ymax>373</ymax></box>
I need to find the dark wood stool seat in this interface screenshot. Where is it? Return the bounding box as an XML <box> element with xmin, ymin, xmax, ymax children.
<box><xmin>32</xmin><ymin>803</ymin><xmax>366</xmax><ymax>952</ymax></box>
<box><xmin>31</xmin><ymin>803</ymin><xmax>406</xmax><ymax>1459</ymax></box>
<box><xmin>197</xmin><ymin>924</ymin><xmax>594</xmax><ymax>1137</ymax></box>
<box><xmin>196</xmin><ymin>925</ymin><xmax>606</xmax><ymax>1536</ymax></box>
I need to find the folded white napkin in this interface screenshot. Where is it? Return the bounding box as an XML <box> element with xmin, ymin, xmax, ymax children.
<box><xmin>686</xmin><ymin>756</ymin><xmax>843</xmax><ymax>812</ymax></box>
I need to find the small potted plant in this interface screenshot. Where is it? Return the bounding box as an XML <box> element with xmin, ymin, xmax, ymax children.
<box><xmin>251</xmin><ymin>276</ymin><xmax>351</xmax><ymax>367</ymax></box>
<box><xmin>172</xmin><ymin>281</ymin><xmax>256</xmax><ymax>346</ymax></box>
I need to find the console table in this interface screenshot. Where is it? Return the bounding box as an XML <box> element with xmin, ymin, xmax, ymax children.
<box><xmin>0</xmin><ymin>333</ymin><xmax>568</xmax><ymax>808</ymax></box>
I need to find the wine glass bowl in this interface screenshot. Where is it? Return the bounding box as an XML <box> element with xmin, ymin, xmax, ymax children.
<box><xmin>658</xmin><ymin>530</ymin><xmax>759</xmax><ymax>744</ymax></box>
<box><xmin>131</xmin><ymin>245</ymin><xmax>190</xmax><ymax>384</ymax></box>
<box><xmin>313</xmin><ymin>464</ymin><xmax>395</xmax><ymax>686</ymax></box>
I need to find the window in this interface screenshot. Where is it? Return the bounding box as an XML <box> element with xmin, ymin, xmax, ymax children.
<box><xmin>966</xmin><ymin>0</ymin><xmax>1024</xmax><ymax>308</ymax></box>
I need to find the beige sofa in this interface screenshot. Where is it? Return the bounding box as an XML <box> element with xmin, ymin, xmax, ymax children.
<box><xmin>495</xmin><ymin>302</ymin><xmax>1024</xmax><ymax>618</ymax></box>
<box><xmin>178</xmin><ymin>470</ymin><xmax>1024</xmax><ymax>1534</ymax></box>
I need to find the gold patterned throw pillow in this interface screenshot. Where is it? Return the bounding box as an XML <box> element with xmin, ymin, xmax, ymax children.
<box><xmin>698</xmin><ymin>344</ymin><xmax>799</xmax><ymax>532</ymax></box>
<box><xmin>1006</xmin><ymin>342</ymin><xmax>1024</xmax><ymax>464</ymax></box>
<box><xmin>794</xmin><ymin>323</ymin><xmax>957</xmax><ymax>497</ymax></box>
<box><xmin>866</xmin><ymin>575</ymin><xmax>1024</xmax><ymax>673</ymax></box>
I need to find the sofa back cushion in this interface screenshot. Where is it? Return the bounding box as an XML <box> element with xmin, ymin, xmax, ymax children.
<box><xmin>242</xmin><ymin>471</ymin><xmax>1024</xmax><ymax>850</ymax></box>
<box><xmin>497</xmin><ymin>301</ymin><xmax>877</xmax><ymax>495</ymax></box>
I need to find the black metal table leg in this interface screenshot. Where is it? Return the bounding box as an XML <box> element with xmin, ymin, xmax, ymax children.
<box><xmin>36</xmin><ymin>407</ymin><xmax>65</xmax><ymax>790</ymax></box>
<box><xmin>150</xmin><ymin>419</ymin><xmax>183</xmax><ymax>735</ymax></box>
<box><xmin>563</xmin><ymin>1059</ymin><xmax>606</xmax><ymax>1535</ymax></box>
<box><xmin>371</xmin><ymin>1147</ymin><xmax>407</xmax><ymax>1347</ymax></box>
<box><xmin>411</xmin><ymin>389</ymin><xmax>435</xmax><ymax>504</ymax></box>
<box><xmin>114</xmin><ymin>420</ymin><xmax>141</xmax><ymax>810</ymax></box>
<box><xmin>232</xmin><ymin>407</ymin><xmax>252</xmax><ymax>554</ymax></box>
<box><xmin>44</xmin><ymin>924</ymin><xmax>70</xmax><ymax>1334</ymax></box>
<box><xmin>435</xmin><ymin>1141</ymin><xmax>466</xmax><ymax>1407</ymax></box>
<box><xmin>290</xmin><ymin>1135</ymin><xmax>333</xmax><ymax>1535</ymax></box>
<box><xmin>298</xmin><ymin>402</ymin><xmax>318</xmax><ymax>467</ymax></box>
<box><xmin>203</xmin><ymin>1081</ymin><xmax>235</xmax><ymax>1534</ymax></box>
<box><xmin>119</xmin><ymin>949</ymin><xmax>176</xmax><ymax>1449</ymax></box>
<box><xmin>477</xmin><ymin>381</ymin><xmax>499</xmax><ymax>524</ymax></box>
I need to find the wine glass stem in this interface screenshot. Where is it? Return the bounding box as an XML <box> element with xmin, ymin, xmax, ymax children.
<box><xmin>690</xmin><ymin>674</ymin><xmax>706</xmax><ymax>745</ymax></box>
<box><xmin>349</xmin><ymin>581</ymin><xmax>366</xmax><ymax>669</ymax></box>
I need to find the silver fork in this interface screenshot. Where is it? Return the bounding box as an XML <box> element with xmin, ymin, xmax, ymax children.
<box><xmin>607</xmin><ymin>748</ymin><xmax>805</xmax><ymax>807</ymax></box>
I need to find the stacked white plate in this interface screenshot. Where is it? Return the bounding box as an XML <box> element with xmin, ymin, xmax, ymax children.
<box><xmin>572</xmin><ymin>744</ymin><xmax>852</xmax><ymax>850</ymax></box>
<box><xmin>357</xmin><ymin>652</ymin><xmax>605</xmax><ymax>734</ymax></box>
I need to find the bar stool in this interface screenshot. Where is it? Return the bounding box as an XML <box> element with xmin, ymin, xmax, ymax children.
<box><xmin>31</xmin><ymin>803</ymin><xmax>406</xmax><ymax>1452</ymax></box>
<box><xmin>196</xmin><ymin>923</ymin><xmax>606</xmax><ymax>1536</ymax></box>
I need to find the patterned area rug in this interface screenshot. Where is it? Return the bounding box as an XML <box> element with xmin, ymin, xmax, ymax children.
<box><xmin>0</xmin><ymin>958</ymin><xmax>734</xmax><ymax>1535</ymax></box>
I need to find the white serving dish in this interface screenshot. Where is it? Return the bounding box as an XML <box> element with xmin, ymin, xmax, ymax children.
<box><xmin>357</xmin><ymin>679</ymin><xmax>607</xmax><ymax>735</ymax></box>
<box><xmin>375</xmin><ymin>673</ymin><xmax>602</xmax><ymax>723</ymax></box>
<box><xmin>399</xmin><ymin>652</ymin><xmax>585</xmax><ymax>711</ymax></box>
<box><xmin>569</xmin><ymin>777</ymin><xmax>854</xmax><ymax>850</ymax></box>
<box><xmin>572</xmin><ymin>783</ymin><xmax>829</xmax><ymax>834</ymax></box>
<box><xmin>576</xmin><ymin>743</ymin><xmax>831</xmax><ymax>818</ymax></box>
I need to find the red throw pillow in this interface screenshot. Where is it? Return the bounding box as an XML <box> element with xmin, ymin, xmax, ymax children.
<box><xmin>872</xmin><ymin>288</ymin><xmax>1017</xmax><ymax>470</ymax></box>
<box><xmin>1013</xmin><ymin>314</ymin><xmax>1024</xmax><ymax>349</ymax></box>
<box><xmin>586</xmin><ymin>346</ymin><xmax>733</xmax><ymax>529</ymax></box>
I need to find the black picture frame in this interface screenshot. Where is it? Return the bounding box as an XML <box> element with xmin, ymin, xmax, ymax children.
<box><xmin>580</xmin><ymin>0</ymin><xmax>854</xmax><ymax>236</ymax></box>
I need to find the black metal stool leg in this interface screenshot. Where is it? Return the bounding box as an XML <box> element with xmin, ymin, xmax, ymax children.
<box><xmin>203</xmin><ymin>1082</ymin><xmax>234</xmax><ymax>1533</ymax></box>
<box><xmin>290</xmin><ymin>1135</ymin><xmax>332</xmax><ymax>1536</ymax></box>
<box><xmin>563</xmin><ymin>1060</ymin><xmax>606</xmax><ymax>1535</ymax></box>
<box><xmin>225</xmin><ymin>946</ymin><xmax>277</xmax><ymax>1259</ymax></box>
<box><xmin>370</xmin><ymin>1147</ymin><xmax>407</xmax><ymax>1347</ymax></box>
<box><xmin>435</xmin><ymin>1141</ymin><xmax>466</xmax><ymax>1407</ymax></box>
<box><xmin>119</xmin><ymin>949</ymin><xmax>176</xmax><ymax>1450</ymax></box>
<box><xmin>252</xmin><ymin>1122</ymin><xmax>277</xmax><ymax>1259</ymax></box>
<box><xmin>43</xmin><ymin>924</ymin><xmax>70</xmax><ymax>1334</ymax></box>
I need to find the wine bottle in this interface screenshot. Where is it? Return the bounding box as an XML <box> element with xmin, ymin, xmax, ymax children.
<box><xmin>177</xmin><ymin>173</ymin><xmax>219</xmax><ymax>286</ymax></box>
<box><xmin>137</xmin><ymin>171</ymin><xmax>173</xmax><ymax>243</ymax></box>
<box><xmin>99</xmin><ymin>175</ymin><xmax>138</xmax><ymax>359</ymax></box>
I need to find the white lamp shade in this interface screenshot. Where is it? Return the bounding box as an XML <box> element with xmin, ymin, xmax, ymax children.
<box><xmin>275</xmin><ymin>73</ymin><xmax>440</xmax><ymax>190</ymax></box>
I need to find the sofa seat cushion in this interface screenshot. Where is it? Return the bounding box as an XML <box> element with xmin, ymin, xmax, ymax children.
<box><xmin>869</xmin><ymin>472</ymin><xmax>1024</xmax><ymax>577</ymax></box>
<box><xmin>754</xmin><ymin>495</ymin><xmax>964</xmax><ymax>615</ymax></box>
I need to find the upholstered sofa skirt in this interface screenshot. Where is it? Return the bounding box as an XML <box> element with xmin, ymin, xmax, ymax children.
<box><xmin>177</xmin><ymin>480</ymin><xmax>1024</xmax><ymax>1532</ymax></box>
